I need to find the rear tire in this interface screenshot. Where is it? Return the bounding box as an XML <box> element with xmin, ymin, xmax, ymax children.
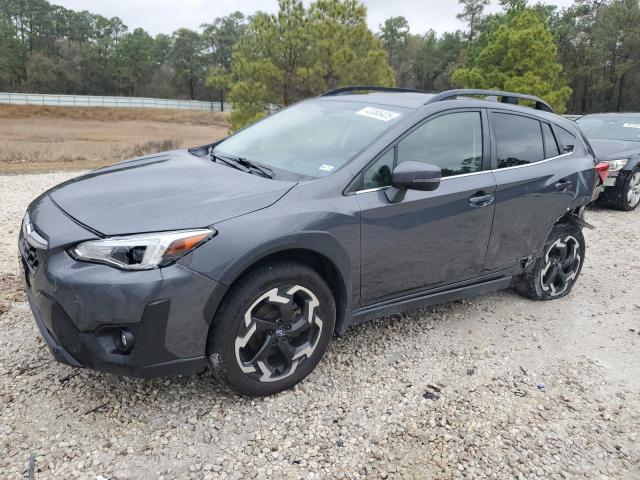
<box><xmin>614</xmin><ymin>167</ymin><xmax>640</xmax><ymax>211</ymax></box>
<box><xmin>513</xmin><ymin>223</ymin><xmax>585</xmax><ymax>301</ymax></box>
<box><xmin>206</xmin><ymin>261</ymin><xmax>335</xmax><ymax>396</ymax></box>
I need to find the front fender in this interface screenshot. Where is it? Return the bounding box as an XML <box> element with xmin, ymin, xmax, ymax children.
<box><xmin>209</xmin><ymin>230</ymin><xmax>353</xmax><ymax>296</ymax></box>
<box><xmin>179</xmin><ymin>206</ymin><xmax>360</xmax><ymax>332</ymax></box>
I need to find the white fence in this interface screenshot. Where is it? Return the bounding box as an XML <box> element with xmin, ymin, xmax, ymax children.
<box><xmin>0</xmin><ymin>92</ymin><xmax>229</xmax><ymax>111</ymax></box>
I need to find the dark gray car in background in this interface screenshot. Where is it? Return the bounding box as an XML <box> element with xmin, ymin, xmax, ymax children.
<box><xmin>20</xmin><ymin>87</ymin><xmax>598</xmax><ymax>396</ymax></box>
<box><xmin>577</xmin><ymin>113</ymin><xmax>640</xmax><ymax>211</ymax></box>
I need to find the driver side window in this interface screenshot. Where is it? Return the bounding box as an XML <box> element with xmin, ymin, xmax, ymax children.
<box><xmin>362</xmin><ymin>111</ymin><xmax>483</xmax><ymax>189</ymax></box>
<box><xmin>397</xmin><ymin>111</ymin><xmax>483</xmax><ymax>177</ymax></box>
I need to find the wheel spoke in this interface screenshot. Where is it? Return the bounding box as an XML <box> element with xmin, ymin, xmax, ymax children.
<box><xmin>277</xmin><ymin>298</ymin><xmax>294</xmax><ymax>324</ymax></box>
<box><xmin>288</xmin><ymin>316</ymin><xmax>311</xmax><ymax>335</ymax></box>
<box><xmin>247</xmin><ymin>333</ymin><xmax>276</xmax><ymax>365</ymax></box>
<box><xmin>251</xmin><ymin>316</ymin><xmax>276</xmax><ymax>332</ymax></box>
<box><xmin>562</xmin><ymin>247</ymin><xmax>577</xmax><ymax>269</ymax></box>
<box><xmin>543</xmin><ymin>265</ymin><xmax>558</xmax><ymax>286</ymax></box>
<box><xmin>555</xmin><ymin>243</ymin><xmax>567</xmax><ymax>263</ymax></box>
<box><xmin>276</xmin><ymin>340</ymin><xmax>296</xmax><ymax>363</ymax></box>
<box><xmin>555</xmin><ymin>268</ymin><xmax>568</xmax><ymax>289</ymax></box>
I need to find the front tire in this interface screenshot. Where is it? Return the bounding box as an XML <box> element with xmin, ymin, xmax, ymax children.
<box><xmin>614</xmin><ymin>167</ymin><xmax>640</xmax><ymax>211</ymax></box>
<box><xmin>513</xmin><ymin>223</ymin><xmax>585</xmax><ymax>301</ymax></box>
<box><xmin>206</xmin><ymin>261</ymin><xmax>335</xmax><ymax>396</ymax></box>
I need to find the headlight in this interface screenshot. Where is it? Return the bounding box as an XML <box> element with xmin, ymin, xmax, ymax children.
<box><xmin>606</xmin><ymin>159</ymin><xmax>628</xmax><ymax>172</ymax></box>
<box><xmin>21</xmin><ymin>212</ymin><xmax>48</xmax><ymax>249</ymax></box>
<box><xmin>69</xmin><ymin>229</ymin><xmax>215</xmax><ymax>270</ymax></box>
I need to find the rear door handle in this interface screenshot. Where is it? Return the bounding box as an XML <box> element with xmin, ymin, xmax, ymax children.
<box><xmin>469</xmin><ymin>192</ymin><xmax>494</xmax><ymax>208</ymax></box>
<box><xmin>554</xmin><ymin>179</ymin><xmax>573</xmax><ymax>191</ymax></box>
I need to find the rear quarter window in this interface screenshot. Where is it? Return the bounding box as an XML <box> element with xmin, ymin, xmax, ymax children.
<box><xmin>552</xmin><ymin>125</ymin><xmax>576</xmax><ymax>153</ymax></box>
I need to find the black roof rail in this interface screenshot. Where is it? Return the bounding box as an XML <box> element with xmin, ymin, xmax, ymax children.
<box><xmin>427</xmin><ymin>89</ymin><xmax>554</xmax><ymax>113</ymax></box>
<box><xmin>321</xmin><ymin>86</ymin><xmax>428</xmax><ymax>96</ymax></box>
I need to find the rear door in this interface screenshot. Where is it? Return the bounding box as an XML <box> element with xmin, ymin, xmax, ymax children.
<box><xmin>357</xmin><ymin>109</ymin><xmax>497</xmax><ymax>305</ymax></box>
<box><xmin>485</xmin><ymin>110</ymin><xmax>580</xmax><ymax>271</ymax></box>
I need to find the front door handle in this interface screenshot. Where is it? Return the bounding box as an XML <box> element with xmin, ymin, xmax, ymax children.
<box><xmin>469</xmin><ymin>192</ymin><xmax>494</xmax><ymax>207</ymax></box>
<box><xmin>554</xmin><ymin>179</ymin><xmax>573</xmax><ymax>191</ymax></box>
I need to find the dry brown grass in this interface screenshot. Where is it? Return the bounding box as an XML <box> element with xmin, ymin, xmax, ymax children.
<box><xmin>0</xmin><ymin>105</ymin><xmax>229</xmax><ymax>174</ymax></box>
<box><xmin>0</xmin><ymin>104</ymin><xmax>229</xmax><ymax>126</ymax></box>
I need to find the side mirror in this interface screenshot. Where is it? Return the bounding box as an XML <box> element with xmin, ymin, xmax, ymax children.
<box><xmin>385</xmin><ymin>161</ymin><xmax>441</xmax><ymax>203</ymax></box>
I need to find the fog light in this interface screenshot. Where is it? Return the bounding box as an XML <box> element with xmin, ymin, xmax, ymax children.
<box><xmin>116</xmin><ymin>329</ymin><xmax>135</xmax><ymax>352</ymax></box>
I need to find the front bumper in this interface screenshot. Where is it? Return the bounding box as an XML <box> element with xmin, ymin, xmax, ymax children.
<box><xmin>601</xmin><ymin>169</ymin><xmax>634</xmax><ymax>202</ymax></box>
<box><xmin>603</xmin><ymin>172</ymin><xmax>620</xmax><ymax>187</ymax></box>
<box><xmin>20</xmin><ymin>196</ymin><xmax>227</xmax><ymax>379</ymax></box>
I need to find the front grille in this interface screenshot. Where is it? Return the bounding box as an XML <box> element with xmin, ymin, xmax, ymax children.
<box><xmin>22</xmin><ymin>239</ymin><xmax>40</xmax><ymax>270</ymax></box>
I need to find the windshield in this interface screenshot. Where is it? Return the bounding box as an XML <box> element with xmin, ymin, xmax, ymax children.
<box><xmin>577</xmin><ymin>116</ymin><xmax>640</xmax><ymax>142</ymax></box>
<box><xmin>215</xmin><ymin>100</ymin><xmax>408</xmax><ymax>178</ymax></box>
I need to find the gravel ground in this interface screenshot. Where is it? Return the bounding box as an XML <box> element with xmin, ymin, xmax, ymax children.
<box><xmin>1</xmin><ymin>172</ymin><xmax>639</xmax><ymax>479</ymax></box>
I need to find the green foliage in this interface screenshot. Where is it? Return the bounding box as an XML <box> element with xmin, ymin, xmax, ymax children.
<box><xmin>2</xmin><ymin>0</ymin><xmax>640</xmax><ymax>116</ymax></box>
<box><xmin>499</xmin><ymin>0</ymin><xmax>528</xmax><ymax>12</ymax></box>
<box><xmin>412</xmin><ymin>31</ymin><xmax>466</xmax><ymax>91</ymax></box>
<box><xmin>171</xmin><ymin>28</ymin><xmax>204</xmax><ymax>100</ymax></box>
<box><xmin>0</xmin><ymin>0</ymin><xmax>245</xmax><ymax>100</ymax></box>
<box><xmin>377</xmin><ymin>16</ymin><xmax>413</xmax><ymax>85</ymax></box>
<box><xmin>452</xmin><ymin>9</ymin><xmax>572</xmax><ymax>112</ymax></box>
<box><xmin>457</xmin><ymin>0</ymin><xmax>490</xmax><ymax>40</ymax></box>
<box><xmin>555</xmin><ymin>0</ymin><xmax>640</xmax><ymax>112</ymax></box>
<box><xmin>202</xmin><ymin>12</ymin><xmax>247</xmax><ymax>109</ymax></box>
<box><xmin>115</xmin><ymin>28</ymin><xmax>156</xmax><ymax>95</ymax></box>
<box><xmin>202</xmin><ymin>12</ymin><xmax>246</xmax><ymax>71</ymax></box>
<box><xmin>225</xmin><ymin>0</ymin><xmax>394</xmax><ymax>130</ymax></box>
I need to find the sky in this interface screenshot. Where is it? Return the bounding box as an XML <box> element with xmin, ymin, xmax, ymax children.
<box><xmin>51</xmin><ymin>0</ymin><xmax>575</xmax><ymax>36</ymax></box>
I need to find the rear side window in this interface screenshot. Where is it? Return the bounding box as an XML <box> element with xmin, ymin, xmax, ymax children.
<box><xmin>492</xmin><ymin>113</ymin><xmax>544</xmax><ymax>168</ymax></box>
<box><xmin>542</xmin><ymin>123</ymin><xmax>560</xmax><ymax>158</ymax></box>
<box><xmin>553</xmin><ymin>126</ymin><xmax>576</xmax><ymax>153</ymax></box>
<box><xmin>397</xmin><ymin>111</ymin><xmax>483</xmax><ymax>177</ymax></box>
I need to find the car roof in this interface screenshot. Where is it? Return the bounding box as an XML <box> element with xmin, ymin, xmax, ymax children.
<box><xmin>315</xmin><ymin>91</ymin><xmax>435</xmax><ymax>109</ymax></box>
<box><xmin>315</xmin><ymin>91</ymin><xmax>576</xmax><ymax>130</ymax></box>
<box><xmin>314</xmin><ymin>91</ymin><xmax>561</xmax><ymax>119</ymax></box>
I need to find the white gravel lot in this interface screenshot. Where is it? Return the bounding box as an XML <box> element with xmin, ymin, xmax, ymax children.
<box><xmin>0</xmin><ymin>172</ymin><xmax>639</xmax><ymax>480</ymax></box>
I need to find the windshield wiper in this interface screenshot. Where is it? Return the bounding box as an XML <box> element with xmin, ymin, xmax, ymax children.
<box><xmin>211</xmin><ymin>153</ymin><xmax>250</xmax><ymax>173</ymax></box>
<box><xmin>233</xmin><ymin>157</ymin><xmax>274</xmax><ymax>179</ymax></box>
<box><xmin>211</xmin><ymin>151</ymin><xmax>273</xmax><ymax>179</ymax></box>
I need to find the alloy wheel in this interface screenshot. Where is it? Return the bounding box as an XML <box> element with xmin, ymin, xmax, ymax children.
<box><xmin>234</xmin><ymin>285</ymin><xmax>323</xmax><ymax>383</ymax></box>
<box><xmin>540</xmin><ymin>235</ymin><xmax>581</xmax><ymax>297</ymax></box>
<box><xmin>626</xmin><ymin>172</ymin><xmax>640</xmax><ymax>208</ymax></box>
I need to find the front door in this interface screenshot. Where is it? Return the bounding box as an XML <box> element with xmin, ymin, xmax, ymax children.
<box><xmin>357</xmin><ymin>110</ymin><xmax>496</xmax><ymax>306</ymax></box>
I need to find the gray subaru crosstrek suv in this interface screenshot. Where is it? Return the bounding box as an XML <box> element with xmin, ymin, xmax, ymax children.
<box><xmin>20</xmin><ymin>87</ymin><xmax>598</xmax><ymax>396</ymax></box>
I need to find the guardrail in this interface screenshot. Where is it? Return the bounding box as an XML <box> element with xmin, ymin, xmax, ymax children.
<box><xmin>0</xmin><ymin>92</ymin><xmax>230</xmax><ymax>111</ymax></box>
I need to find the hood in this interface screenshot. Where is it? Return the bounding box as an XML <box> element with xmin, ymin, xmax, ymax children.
<box><xmin>589</xmin><ymin>139</ymin><xmax>640</xmax><ymax>162</ymax></box>
<box><xmin>47</xmin><ymin>150</ymin><xmax>296</xmax><ymax>235</ymax></box>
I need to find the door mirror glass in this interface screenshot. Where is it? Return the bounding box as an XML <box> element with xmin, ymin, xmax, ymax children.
<box><xmin>391</xmin><ymin>161</ymin><xmax>441</xmax><ymax>191</ymax></box>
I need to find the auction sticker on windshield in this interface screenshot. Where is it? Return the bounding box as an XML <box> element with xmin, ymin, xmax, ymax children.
<box><xmin>318</xmin><ymin>164</ymin><xmax>335</xmax><ymax>172</ymax></box>
<box><xmin>356</xmin><ymin>106</ymin><xmax>401</xmax><ymax>122</ymax></box>
<box><xmin>622</xmin><ymin>123</ymin><xmax>640</xmax><ymax>129</ymax></box>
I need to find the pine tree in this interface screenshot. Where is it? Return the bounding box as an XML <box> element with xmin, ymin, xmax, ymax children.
<box><xmin>452</xmin><ymin>9</ymin><xmax>572</xmax><ymax>112</ymax></box>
